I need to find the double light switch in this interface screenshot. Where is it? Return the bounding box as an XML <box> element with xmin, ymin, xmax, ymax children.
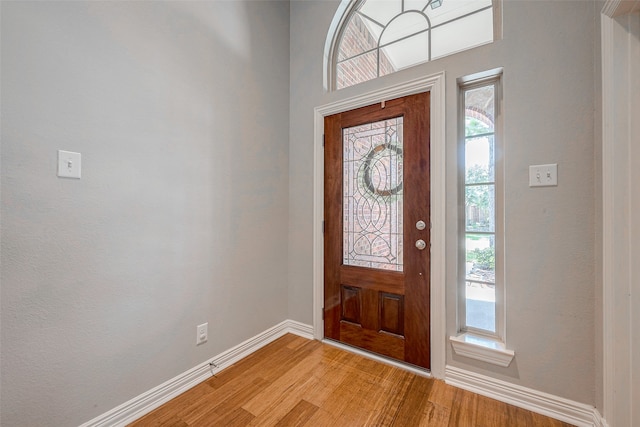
<box><xmin>529</xmin><ymin>164</ymin><xmax>557</xmax><ymax>187</ymax></box>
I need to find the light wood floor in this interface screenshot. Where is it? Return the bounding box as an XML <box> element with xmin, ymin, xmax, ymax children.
<box><xmin>129</xmin><ymin>334</ymin><xmax>574</xmax><ymax>427</ymax></box>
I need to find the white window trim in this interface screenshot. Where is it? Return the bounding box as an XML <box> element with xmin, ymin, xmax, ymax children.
<box><xmin>451</xmin><ymin>68</ymin><xmax>514</xmax><ymax>367</ymax></box>
<box><xmin>450</xmin><ymin>333</ymin><xmax>514</xmax><ymax>367</ymax></box>
<box><xmin>323</xmin><ymin>0</ymin><xmax>358</xmax><ymax>91</ymax></box>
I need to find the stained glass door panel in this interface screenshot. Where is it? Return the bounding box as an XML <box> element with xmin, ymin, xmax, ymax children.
<box><xmin>343</xmin><ymin>117</ymin><xmax>404</xmax><ymax>271</ymax></box>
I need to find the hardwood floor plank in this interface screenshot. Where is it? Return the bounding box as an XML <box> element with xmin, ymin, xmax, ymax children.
<box><xmin>476</xmin><ymin>396</ymin><xmax>508</xmax><ymax>427</ymax></box>
<box><xmin>193</xmin><ymin>407</ymin><xmax>255</xmax><ymax>427</ymax></box>
<box><xmin>246</xmin><ymin>375</ymin><xmax>319</xmax><ymax>425</ymax></box>
<box><xmin>448</xmin><ymin>387</ymin><xmax>478</xmax><ymax>427</ymax></box>
<box><xmin>176</xmin><ymin>377</ymin><xmax>264</xmax><ymax>425</ymax></box>
<box><xmin>427</xmin><ymin>379</ymin><xmax>457</xmax><ymax>410</ymax></box>
<box><xmin>129</xmin><ymin>414</ymin><xmax>189</xmax><ymax>427</ymax></box>
<box><xmin>206</xmin><ymin>334</ymin><xmax>308</xmax><ymax>390</ymax></box>
<box><xmin>211</xmin><ymin>377</ymin><xmax>270</xmax><ymax>416</ymax></box>
<box><xmin>273</xmin><ymin>399</ymin><xmax>319</xmax><ymax>427</ymax></box>
<box><xmin>129</xmin><ymin>382</ymin><xmax>215</xmax><ymax>426</ymax></box>
<box><xmin>329</xmin><ymin>364</ymin><xmax>392</xmax><ymax>425</ymax></box>
<box><xmin>476</xmin><ymin>394</ymin><xmax>510</xmax><ymax>427</ymax></box>
<box><xmin>507</xmin><ymin>403</ymin><xmax>536</xmax><ymax>427</ymax></box>
<box><xmin>391</xmin><ymin>375</ymin><xmax>442</xmax><ymax>427</ymax></box>
<box><xmin>179</xmin><ymin>340</ymin><xmax>319</xmax><ymax>424</ymax></box>
<box><xmin>243</xmin><ymin>343</ymin><xmax>324</xmax><ymax>417</ymax></box>
<box><xmin>303</xmin><ymin>348</ymin><xmax>399</xmax><ymax>426</ymax></box>
<box><xmin>366</xmin><ymin>368</ymin><xmax>414</xmax><ymax>426</ymax></box>
<box><xmin>127</xmin><ymin>334</ymin><xmax>576</xmax><ymax>427</ymax></box>
<box><xmin>530</xmin><ymin>411</ymin><xmax>574</xmax><ymax>427</ymax></box>
<box><xmin>293</xmin><ymin>346</ymin><xmax>355</xmax><ymax>407</ymax></box>
<box><xmin>301</xmin><ymin>407</ymin><xmax>339</xmax><ymax>426</ymax></box>
<box><xmin>418</xmin><ymin>401</ymin><xmax>451</xmax><ymax>427</ymax></box>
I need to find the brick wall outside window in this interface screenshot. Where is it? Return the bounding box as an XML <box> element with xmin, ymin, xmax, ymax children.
<box><xmin>336</xmin><ymin>14</ymin><xmax>395</xmax><ymax>89</ymax></box>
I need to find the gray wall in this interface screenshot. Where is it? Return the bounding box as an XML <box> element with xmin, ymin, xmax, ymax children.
<box><xmin>289</xmin><ymin>0</ymin><xmax>598</xmax><ymax>405</ymax></box>
<box><xmin>0</xmin><ymin>1</ymin><xmax>290</xmax><ymax>426</ymax></box>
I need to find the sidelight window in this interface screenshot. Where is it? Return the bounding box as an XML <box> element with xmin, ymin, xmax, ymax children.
<box><xmin>458</xmin><ymin>70</ymin><xmax>503</xmax><ymax>339</ymax></box>
<box><xmin>451</xmin><ymin>69</ymin><xmax>513</xmax><ymax>367</ymax></box>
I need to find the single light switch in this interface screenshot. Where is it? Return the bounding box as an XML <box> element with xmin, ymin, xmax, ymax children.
<box><xmin>529</xmin><ymin>164</ymin><xmax>557</xmax><ymax>187</ymax></box>
<box><xmin>58</xmin><ymin>150</ymin><xmax>81</xmax><ymax>179</ymax></box>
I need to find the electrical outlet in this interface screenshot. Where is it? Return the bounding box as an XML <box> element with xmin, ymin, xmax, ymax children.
<box><xmin>196</xmin><ymin>323</ymin><xmax>208</xmax><ymax>345</ymax></box>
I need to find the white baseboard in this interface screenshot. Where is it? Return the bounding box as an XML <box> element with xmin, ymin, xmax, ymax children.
<box><xmin>79</xmin><ymin>319</ymin><xmax>313</xmax><ymax>427</ymax></box>
<box><xmin>446</xmin><ymin>365</ymin><xmax>604</xmax><ymax>427</ymax></box>
<box><xmin>592</xmin><ymin>408</ymin><xmax>608</xmax><ymax>427</ymax></box>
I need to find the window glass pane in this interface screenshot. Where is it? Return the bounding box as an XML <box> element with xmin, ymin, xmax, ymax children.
<box><xmin>466</xmin><ymin>281</ymin><xmax>495</xmax><ymax>332</ymax></box>
<box><xmin>461</xmin><ymin>76</ymin><xmax>499</xmax><ymax>337</ymax></box>
<box><xmin>358</xmin><ymin>0</ymin><xmax>402</xmax><ymax>29</ymax></box>
<box><xmin>379</xmin><ymin>12</ymin><xmax>429</xmax><ymax>46</ymax></box>
<box><xmin>336</xmin><ymin>51</ymin><xmax>378</xmax><ymax>89</ymax></box>
<box><xmin>338</xmin><ymin>14</ymin><xmax>378</xmax><ymax>61</ymax></box>
<box><xmin>431</xmin><ymin>8</ymin><xmax>493</xmax><ymax>60</ymax></box>
<box><xmin>343</xmin><ymin>117</ymin><xmax>404</xmax><ymax>271</ymax></box>
<box><xmin>465</xmin><ymin>135</ymin><xmax>494</xmax><ymax>183</ymax></box>
<box><xmin>465</xmin><ymin>85</ymin><xmax>495</xmax><ymax>136</ymax></box>
<box><xmin>427</xmin><ymin>0</ymin><xmax>491</xmax><ymax>27</ymax></box>
<box><xmin>404</xmin><ymin>0</ymin><xmax>430</xmax><ymax>12</ymax></box>
<box><xmin>465</xmin><ymin>115</ymin><xmax>492</xmax><ymax>137</ymax></box>
<box><xmin>465</xmin><ymin>234</ymin><xmax>495</xmax><ymax>283</ymax></box>
<box><xmin>380</xmin><ymin>32</ymin><xmax>429</xmax><ymax>73</ymax></box>
<box><xmin>465</xmin><ymin>185</ymin><xmax>495</xmax><ymax>232</ymax></box>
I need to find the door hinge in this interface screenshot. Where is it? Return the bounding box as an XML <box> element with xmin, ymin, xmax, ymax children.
<box><xmin>322</xmin><ymin>220</ymin><xmax>325</xmax><ymax>234</ymax></box>
<box><xmin>322</xmin><ymin>134</ymin><xmax>325</xmax><ymax>147</ymax></box>
<box><xmin>322</xmin><ymin>308</ymin><xmax>325</xmax><ymax>320</ymax></box>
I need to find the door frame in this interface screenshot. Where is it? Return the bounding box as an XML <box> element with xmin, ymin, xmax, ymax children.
<box><xmin>601</xmin><ymin>4</ymin><xmax>640</xmax><ymax>424</ymax></box>
<box><xmin>312</xmin><ymin>72</ymin><xmax>447</xmax><ymax>378</ymax></box>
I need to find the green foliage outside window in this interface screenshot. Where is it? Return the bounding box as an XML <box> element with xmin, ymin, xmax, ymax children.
<box><xmin>468</xmin><ymin>247</ymin><xmax>495</xmax><ymax>271</ymax></box>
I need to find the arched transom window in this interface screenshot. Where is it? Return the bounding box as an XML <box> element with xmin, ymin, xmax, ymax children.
<box><xmin>331</xmin><ymin>0</ymin><xmax>497</xmax><ymax>90</ymax></box>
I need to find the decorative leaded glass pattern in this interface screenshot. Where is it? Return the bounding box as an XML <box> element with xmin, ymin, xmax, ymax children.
<box><xmin>335</xmin><ymin>0</ymin><xmax>495</xmax><ymax>89</ymax></box>
<box><xmin>343</xmin><ymin>117</ymin><xmax>404</xmax><ymax>271</ymax></box>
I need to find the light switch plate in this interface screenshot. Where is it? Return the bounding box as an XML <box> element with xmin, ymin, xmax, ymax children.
<box><xmin>529</xmin><ymin>164</ymin><xmax>557</xmax><ymax>187</ymax></box>
<box><xmin>58</xmin><ymin>150</ymin><xmax>81</xmax><ymax>179</ymax></box>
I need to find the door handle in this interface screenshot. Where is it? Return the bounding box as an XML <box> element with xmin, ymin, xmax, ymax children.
<box><xmin>415</xmin><ymin>239</ymin><xmax>426</xmax><ymax>250</ymax></box>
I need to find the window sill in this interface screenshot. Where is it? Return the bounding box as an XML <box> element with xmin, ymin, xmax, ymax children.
<box><xmin>449</xmin><ymin>333</ymin><xmax>515</xmax><ymax>367</ymax></box>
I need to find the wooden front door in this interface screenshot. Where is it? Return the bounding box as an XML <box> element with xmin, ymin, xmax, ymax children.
<box><xmin>324</xmin><ymin>92</ymin><xmax>430</xmax><ymax>369</ymax></box>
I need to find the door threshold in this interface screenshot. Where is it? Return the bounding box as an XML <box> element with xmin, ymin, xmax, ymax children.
<box><xmin>322</xmin><ymin>338</ymin><xmax>432</xmax><ymax>378</ymax></box>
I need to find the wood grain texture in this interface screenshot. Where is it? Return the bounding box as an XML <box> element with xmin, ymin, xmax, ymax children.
<box><xmin>401</xmin><ymin>92</ymin><xmax>431</xmax><ymax>369</ymax></box>
<box><xmin>128</xmin><ymin>335</ymin><xmax>575</xmax><ymax>427</ymax></box>
<box><xmin>338</xmin><ymin>321</ymin><xmax>405</xmax><ymax>360</ymax></box>
<box><xmin>379</xmin><ymin>292</ymin><xmax>404</xmax><ymax>336</ymax></box>
<box><xmin>341</xmin><ymin>286</ymin><xmax>362</xmax><ymax>325</ymax></box>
